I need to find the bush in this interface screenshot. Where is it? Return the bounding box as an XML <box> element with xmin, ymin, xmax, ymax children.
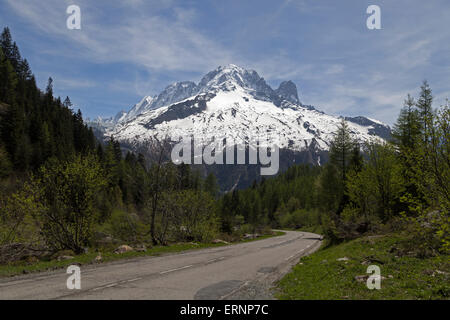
<box><xmin>34</xmin><ymin>155</ymin><xmax>107</xmax><ymax>254</ymax></box>
<box><xmin>322</xmin><ymin>210</ymin><xmax>382</xmax><ymax>244</ymax></box>
<box><xmin>400</xmin><ymin>210</ymin><xmax>449</xmax><ymax>257</ymax></box>
<box><xmin>155</xmin><ymin>190</ymin><xmax>219</xmax><ymax>244</ymax></box>
<box><xmin>98</xmin><ymin>209</ymin><xmax>147</xmax><ymax>244</ymax></box>
<box><xmin>277</xmin><ymin>208</ymin><xmax>320</xmax><ymax>230</ymax></box>
<box><xmin>0</xmin><ymin>182</ymin><xmax>42</xmax><ymax>245</ymax></box>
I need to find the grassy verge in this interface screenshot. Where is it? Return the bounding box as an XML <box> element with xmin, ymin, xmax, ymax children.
<box><xmin>0</xmin><ymin>231</ymin><xmax>285</xmax><ymax>278</ymax></box>
<box><xmin>276</xmin><ymin>233</ymin><xmax>449</xmax><ymax>299</ymax></box>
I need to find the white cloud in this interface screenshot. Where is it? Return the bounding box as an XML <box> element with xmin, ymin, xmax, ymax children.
<box><xmin>4</xmin><ymin>0</ymin><xmax>450</xmax><ymax>124</ymax></box>
<box><xmin>5</xmin><ymin>0</ymin><xmax>235</xmax><ymax>73</ymax></box>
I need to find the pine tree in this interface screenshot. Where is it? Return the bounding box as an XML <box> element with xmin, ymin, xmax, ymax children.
<box><xmin>330</xmin><ymin>119</ymin><xmax>355</xmax><ymax>183</ymax></box>
<box><xmin>416</xmin><ymin>81</ymin><xmax>434</xmax><ymax>143</ymax></box>
<box><xmin>96</xmin><ymin>143</ymin><xmax>104</xmax><ymax>161</ymax></box>
<box><xmin>178</xmin><ymin>163</ymin><xmax>192</xmax><ymax>189</ymax></box>
<box><xmin>63</xmin><ymin>96</ymin><xmax>72</xmax><ymax>109</ymax></box>
<box><xmin>0</xmin><ymin>28</ymin><xmax>13</xmax><ymax>60</ymax></box>
<box><xmin>0</xmin><ymin>28</ymin><xmax>96</xmax><ymax>173</ymax></box>
<box><xmin>137</xmin><ymin>153</ymin><xmax>146</xmax><ymax>170</ymax></box>
<box><xmin>0</xmin><ymin>47</ymin><xmax>17</xmax><ymax>104</ymax></box>
<box><xmin>319</xmin><ymin>164</ymin><xmax>341</xmax><ymax>212</ymax></box>
<box><xmin>46</xmin><ymin>77</ymin><xmax>53</xmax><ymax>96</ymax></box>
<box><xmin>392</xmin><ymin>94</ymin><xmax>423</xmax><ymax>212</ymax></box>
<box><xmin>392</xmin><ymin>94</ymin><xmax>421</xmax><ymax>150</ymax></box>
<box><xmin>17</xmin><ymin>59</ymin><xmax>32</xmax><ymax>80</ymax></box>
<box><xmin>10</xmin><ymin>42</ymin><xmax>21</xmax><ymax>71</ymax></box>
<box><xmin>0</xmin><ymin>144</ymin><xmax>11</xmax><ymax>178</ymax></box>
<box><xmin>349</xmin><ymin>143</ymin><xmax>363</xmax><ymax>173</ymax></box>
<box><xmin>204</xmin><ymin>173</ymin><xmax>219</xmax><ymax>198</ymax></box>
<box><xmin>329</xmin><ymin>119</ymin><xmax>355</xmax><ymax>213</ymax></box>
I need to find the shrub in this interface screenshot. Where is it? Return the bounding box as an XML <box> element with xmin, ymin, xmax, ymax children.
<box><xmin>34</xmin><ymin>155</ymin><xmax>107</xmax><ymax>254</ymax></box>
<box><xmin>155</xmin><ymin>190</ymin><xmax>219</xmax><ymax>244</ymax></box>
<box><xmin>99</xmin><ymin>209</ymin><xmax>147</xmax><ymax>244</ymax></box>
<box><xmin>0</xmin><ymin>182</ymin><xmax>42</xmax><ymax>245</ymax></box>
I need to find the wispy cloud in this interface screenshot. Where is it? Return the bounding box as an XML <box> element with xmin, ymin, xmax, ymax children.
<box><xmin>5</xmin><ymin>0</ymin><xmax>235</xmax><ymax>72</ymax></box>
<box><xmin>2</xmin><ymin>0</ymin><xmax>449</xmax><ymax>123</ymax></box>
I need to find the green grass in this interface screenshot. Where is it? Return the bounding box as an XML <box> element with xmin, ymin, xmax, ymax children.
<box><xmin>276</xmin><ymin>234</ymin><xmax>450</xmax><ymax>300</ymax></box>
<box><xmin>0</xmin><ymin>231</ymin><xmax>285</xmax><ymax>278</ymax></box>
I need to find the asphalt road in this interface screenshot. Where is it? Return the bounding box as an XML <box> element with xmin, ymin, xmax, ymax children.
<box><xmin>0</xmin><ymin>231</ymin><xmax>322</xmax><ymax>300</ymax></box>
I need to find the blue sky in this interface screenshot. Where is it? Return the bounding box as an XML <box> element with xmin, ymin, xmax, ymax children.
<box><xmin>1</xmin><ymin>0</ymin><xmax>449</xmax><ymax>124</ymax></box>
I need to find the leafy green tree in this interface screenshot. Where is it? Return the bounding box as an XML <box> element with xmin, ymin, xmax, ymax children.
<box><xmin>363</xmin><ymin>143</ymin><xmax>403</xmax><ymax>222</ymax></box>
<box><xmin>0</xmin><ymin>182</ymin><xmax>42</xmax><ymax>244</ymax></box>
<box><xmin>157</xmin><ymin>190</ymin><xmax>219</xmax><ymax>243</ymax></box>
<box><xmin>35</xmin><ymin>155</ymin><xmax>107</xmax><ymax>253</ymax></box>
<box><xmin>415</xmin><ymin>104</ymin><xmax>450</xmax><ymax>212</ymax></box>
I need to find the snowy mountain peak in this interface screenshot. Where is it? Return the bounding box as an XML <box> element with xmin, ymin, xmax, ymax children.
<box><xmin>198</xmin><ymin>64</ymin><xmax>266</xmax><ymax>93</ymax></box>
<box><xmin>93</xmin><ymin>64</ymin><xmax>390</xmax><ymax>163</ymax></box>
<box><xmin>108</xmin><ymin>64</ymin><xmax>306</xmax><ymax>125</ymax></box>
<box><xmin>121</xmin><ymin>95</ymin><xmax>155</xmax><ymax>123</ymax></box>
<box><xmin>150</xmin><ymin>81</ymin><xmax>198</xmax><ymax>111</ymax></box>
<box><xmin>113</xmin><ymin>110</ymin><xmax>127</xmax><ymax>123</ymax></box>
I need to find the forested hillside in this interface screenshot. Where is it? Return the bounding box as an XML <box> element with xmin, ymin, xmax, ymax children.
<box><xmin>0</xmin><ymin>27</ymin><xmax>96</xmax><ymax>176</ymax></box>
<box><xmin>0</xmin><ymin>27</ymin><xmax>222</xmax><ymax>258</ymax></box>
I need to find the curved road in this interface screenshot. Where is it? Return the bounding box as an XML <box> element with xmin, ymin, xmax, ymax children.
<box><xmin>0</xmin><ymin>231</ymin><xmax>321</xmax><ymax>300</ymax></box>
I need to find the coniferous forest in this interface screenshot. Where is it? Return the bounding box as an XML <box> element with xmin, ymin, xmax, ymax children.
<box><xmin>0</xmin><ymin>26</ymin><xmax>448</xmax><ymax>282</ymax></box>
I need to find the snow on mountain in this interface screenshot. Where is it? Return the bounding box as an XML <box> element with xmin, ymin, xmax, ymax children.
<box><xmin>101</xmin><ymin>64</ymin><xmax>390</xmax><ymax>156</ymax></box>
<box><xmin>122</xmin><ymin>96</ymin><xmax>154</xmax><ymax>122</ymax></box>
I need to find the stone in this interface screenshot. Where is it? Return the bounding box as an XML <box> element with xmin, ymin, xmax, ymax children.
<box><xmin>243</xmin><ymin>233</ymin><xmax>260</xmax><ymax>240</ymax></box>
<box><xmin>52</xmin><ymin>249</ymin><xmax>76</xmax><ymax>260</ymax></box>
<box><xmin>26</xmin><ymin>256</ymin><xmax>39</xmax><ymax>264</ymax></box>
<box><xmin>57</xmin><ymin>255</ymin><xmax>74</xmax><ymax>261</ymax></box>
<box><xmin>355</xmin><ymin>275</ymin><xmax>369</xmax><ymax>282</ymax></box>
<box><xmin>435</xmin><ymin>270</ymin><xmax>448</xmax><ymax>275</ymax></box>
<box><xmin>94</xmin><ymin>254</ymin><xmax>102</xmax><ymax>263</ymax></box>
<box><xmin>0</xmin><ymin>243</ymin><xmax>51</xmax><ymax>264</ymax></box>
<box><xmin>212</xmin><ymin>239</ymin><xmax>229</xmax><ymax>244</ymax></box>
<box><xmin>135</xmin><ymin>244</ymin><xmax>147</xmax><ymax>252</ymax></box>
<box><xmin>337</xmin><ymin>257</ymin><xmax>350</xmax><ymax>262</ymax></box>
<box><xmin>114</xmin><ymin>245</ymin><xmax>134</xmax><ymax>254</ymax></box>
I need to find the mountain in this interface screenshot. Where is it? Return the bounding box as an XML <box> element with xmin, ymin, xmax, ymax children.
<box><xmin>91</xmin><ymin>64</ymin><xmax>391</xmax><ymax>190</ymax></box>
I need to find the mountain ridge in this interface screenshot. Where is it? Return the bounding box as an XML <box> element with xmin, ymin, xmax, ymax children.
<box><xmin>88</xmin><ymin>64</ymin><xmax>391</xmax><ymax>190</ymax></box>
<box><xmin>92</xmin><ymin>64</ymin><xmax>389</xmax><ymax>152</ymax></box>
